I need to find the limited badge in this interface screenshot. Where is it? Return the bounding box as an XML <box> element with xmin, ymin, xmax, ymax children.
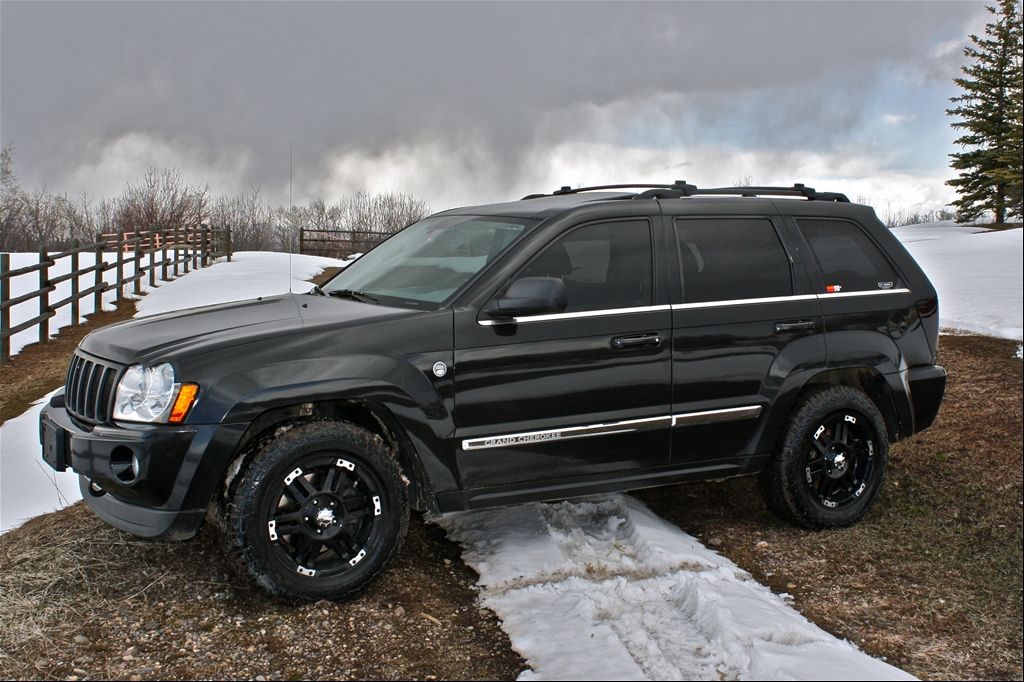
<box><xmin>432</xmin><ymin>361</ymin><xmax>448</xmax><ymax>378</ymax></box>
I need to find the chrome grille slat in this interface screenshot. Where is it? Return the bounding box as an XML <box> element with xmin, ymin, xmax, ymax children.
<box><xmin>65</xmin><ymin>351</ymin><xmax>123</xmax><ymax>424</ymax></box>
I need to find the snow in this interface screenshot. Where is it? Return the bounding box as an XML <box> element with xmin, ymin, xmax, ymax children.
<box><xmin>133</xmin><ymin>251</ymin><xmax>352</xmax><ymax>317</ymax></box>
<box><xmin>0</xmin><ymin>390</ymin><xmax>79</xmax><ymax>534</ymax></box>
<box><xmin>437</xmin><ymin>495</ymin><xmax>914</xmax><ymax>681</ymax></box>
<box><xmin>893</xmin><ymin>227</ymin><xmax>1023</xmax><ymax>340</ymax></box>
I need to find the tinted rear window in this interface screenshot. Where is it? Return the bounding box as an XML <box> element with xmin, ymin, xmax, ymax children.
<box><xmin>797</xmin><ymin>218</ymin><xmax>901</xmax><ymax>293</ymax></box>
<box><xmin>674</xmin><ymin>218</ymin><xmax>792</xmax><ymax>303</ymax></box>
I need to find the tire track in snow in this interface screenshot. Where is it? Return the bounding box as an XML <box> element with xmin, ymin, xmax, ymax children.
<box><xmin>437</xmin><ymin>494</ymin><xmax>914</xmax><ymax>681</ymax></box>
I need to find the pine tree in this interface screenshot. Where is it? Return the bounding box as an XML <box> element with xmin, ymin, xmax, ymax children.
<box><xmin>946</xmin><ymin>0</ymin><xmax>1023</xmax><ymax>224</ymax></box>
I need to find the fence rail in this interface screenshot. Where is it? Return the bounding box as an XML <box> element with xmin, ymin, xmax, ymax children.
<box><xmin>298</xmin><ymin>228</ymin><xmax>395</xmax><ymax>258</ymax></box>
<box><xmin>1</xmin><ymin>226</ymin><xmax>232</xmax><ymax>365</ymax></box>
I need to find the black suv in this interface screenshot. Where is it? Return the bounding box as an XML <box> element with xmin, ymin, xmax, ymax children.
<box><xmin>40</xmin><ymin>182</ymin><xmax>946</xmax><ymax>600</ymax></box>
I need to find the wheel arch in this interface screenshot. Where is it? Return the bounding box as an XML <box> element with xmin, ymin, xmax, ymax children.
<box><xmin>758</xmin><ymin>365</ymin><xmax>910</xmax><ymax>454</ymax></box>
<box><xmin>221</xmin><ymin>399</ymin><xmax>440</xmax><ymax>514</ymax></box>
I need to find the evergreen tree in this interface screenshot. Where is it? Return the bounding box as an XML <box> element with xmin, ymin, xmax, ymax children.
<box><xmin>946</xmin><ymin>0</ymin><xmax>1023</xmax><ymax>224</ymax></box>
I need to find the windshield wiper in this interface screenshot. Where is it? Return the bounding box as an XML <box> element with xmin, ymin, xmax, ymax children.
<box><xmin>327</xmin><ymin>289</ymin><xmax>379</xmax><ymax>304</ymax></box>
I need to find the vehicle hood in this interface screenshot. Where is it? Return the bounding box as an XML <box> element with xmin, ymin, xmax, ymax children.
<box><xmin>79</xmin><ymin>293</ymin><xmax>419</xmax><ymax>364</ymax></box>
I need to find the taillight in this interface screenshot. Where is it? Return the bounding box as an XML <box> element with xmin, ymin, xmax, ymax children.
<box><xmin>916</xmin><ymin>298</ymin><xmax>938</xmax><ymax>318</ymax></box>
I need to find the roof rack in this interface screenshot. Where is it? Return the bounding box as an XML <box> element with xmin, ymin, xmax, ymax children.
<box><xmin>522</xmin><ymin>181</ymin><xmax>849</xmax><ymax>203</ymax></box>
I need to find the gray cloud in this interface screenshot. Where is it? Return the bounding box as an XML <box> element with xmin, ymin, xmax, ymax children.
<box><xmin>1</xmin><ymin>0</ymin><xmax>989</xmax><ymax>207</ymax></box>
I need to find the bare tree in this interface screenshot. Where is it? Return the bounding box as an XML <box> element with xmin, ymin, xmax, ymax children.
<box><xmin>114</xmin><ymin>168</ymin><xmax>208</xmax><ymax>236</ymax></box>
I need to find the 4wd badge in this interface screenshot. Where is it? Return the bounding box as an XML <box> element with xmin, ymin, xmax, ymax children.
<box><xmin>432</xmin><ymin>361</ymin><xmax>448</xmax><ymax>378</ymax></box>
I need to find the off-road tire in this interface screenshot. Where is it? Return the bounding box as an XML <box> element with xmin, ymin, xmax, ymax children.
<box><xmin>220</xmin><ymin>420</ymin><xmax>409</xmax><ymax>601</ymax></box>
<box><xmin>758</xmin><ymin>386</ymin><xmax>889</xmax><ymax>530</ymax></box>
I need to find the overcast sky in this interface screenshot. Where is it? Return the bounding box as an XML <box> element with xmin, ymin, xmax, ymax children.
<box><xmin>0</xmin><ymin>1</ymin><xmax>990</xmax><ymax>213</ymax></box>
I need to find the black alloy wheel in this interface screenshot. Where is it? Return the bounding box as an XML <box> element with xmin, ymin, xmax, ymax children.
<box><xmin>221</xmin><ymin>420</ymin><xmax>409</xmax><ymax>601</ymax></box>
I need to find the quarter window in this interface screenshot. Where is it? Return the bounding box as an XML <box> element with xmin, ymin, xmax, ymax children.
<box><xmin>798</xmin><ymin>219</ymin><xmax>902</xmax><ymax>293</ymax></box>
<box><xmin>674</xmin><ymin>218</ymin><xmax>792</xmax><ymax>303</ymax></box>
<box><xmin>513</xmin><ymin>220</ymin><xmax>653</xmax><ymax>313</ymax></box>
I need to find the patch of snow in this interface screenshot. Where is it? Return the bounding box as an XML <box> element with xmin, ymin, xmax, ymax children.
<box><xmin>134</xmin><ymin>251</ymin><xmax>353</xmax><ymax>317</ymax></box>
<box><xmin>894</xmin><ymin>227</ymin><xmax>1023</xmax><ymax>340</ymax></box>
<box><xmin>889</xmin><ymin>221</ymin><xmax>989</xmax><ymax>242</ymax></box>
<box><xmin>0</xmin><ymin>390</ymin><xmax>80</xmax><ymax>534</ymax></box>
<box><xmin>437</xmin><ymin>495</ymin><xmax>913</xmax><ymax>681</ymax></box>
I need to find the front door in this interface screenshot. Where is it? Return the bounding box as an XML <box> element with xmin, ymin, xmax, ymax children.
<box><xmin>453</xmin><ymin>217</ymin><xmax>673</xmax><ymax>498</ymax></box>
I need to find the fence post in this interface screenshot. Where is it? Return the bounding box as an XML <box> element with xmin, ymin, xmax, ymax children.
<box><xmin>182</xmin><ymin>226</ymin><xmax>190</xmax><ymax>275</ymax></box>
<box><xmin>299</xmin><ymin>228</ymin><xmax>305</xmax><ymax>255</ymax></box>
<box><xmin>226</xmin><ymin>228</ymin><xmax>232</xmax><ymax>262</ymax></box>
<box><xmin>94</xmin><ymin>233</ymin><xmax>104</xmax><ymax>314</ymax></box>
<box><xmin>70</xmin><ymin>239</ymin><xmax>80</xmax><ymax>326</ymax></box>
<box><xmin>132</xmin><ymin>226</ymin><xmax>142</xmax><ymax>295</ymax></box>
<box><xmin>160</xmin><ymin>229</ymin><xmax>168</xmax><ymax>281</ymax></box>
<box><xmin>148</xmin><ymin>231</ymin><xmax>157</xmax><ymax>288</ymax></box>
<box><xmin>116</xmin><ymin>228</ymin><xmax>125</xmax><ymax>303</ymax></box>
<box><xmin>201</xmin><ymin>226</ymin><xmax>209</xmax><ymax>267</ymax></box>
<box><xmin>38</xmin><ymin>244</ymin><xmax>50</xmax><ymax>345</ymax></box>
<box><xmin>173</xmin><ymin>225</ymin><xmax>180</xmax><ymax>278</ymax></box>
<box><xmin>1</xmin><ymin>253</ymin><xmax>10</xmax><ymax>365</ymax></box>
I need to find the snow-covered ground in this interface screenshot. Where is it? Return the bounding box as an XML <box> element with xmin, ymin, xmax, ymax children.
<box><xmin>134</xmin><ymin>251</ymin><xmax>352</xmax><ymax>317</ymax></box>
<box><xmin>0</xmin><ymin>251</ymin><xmax>348</xmax><ymax>533</ymax></box>
<box><xmin>438</xmin><ymin>496</ymin><xmax>912</xmax><ymax>681</ymax></box>
<box><xmin>892</xmin><ymin>225</ymin><xmax>1023</xmax><ymax>340</ymax></box>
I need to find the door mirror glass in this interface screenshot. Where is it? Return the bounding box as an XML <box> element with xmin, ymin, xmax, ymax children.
<box><xmin>485</xmin><ymin>276</ymin><xmax>567</xmax><ymax>320</ymax></box>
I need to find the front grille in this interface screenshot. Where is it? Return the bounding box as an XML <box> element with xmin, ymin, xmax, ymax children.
<box><xmin>65</xmin><ymin>351</ymin><xmax>123</xmax><ymax>424</ymax></box>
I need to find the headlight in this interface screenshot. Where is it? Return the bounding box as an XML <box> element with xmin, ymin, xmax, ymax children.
<box><xmin>113</xmin><ymin>363</ymin><xmax>186</xmax><ymax>423</ymax></box>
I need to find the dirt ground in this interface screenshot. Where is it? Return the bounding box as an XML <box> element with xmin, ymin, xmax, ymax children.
<box><xmin>639</xmin><ymin>334</ymin><xmax>1023</xmax><ymax>681</ymax></box>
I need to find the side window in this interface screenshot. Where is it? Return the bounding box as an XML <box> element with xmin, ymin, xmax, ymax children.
<box><xmin>674</xmin><ymin>218</ymin><xmax>792</xmax><ymax>303</ymax></box>
<box><xmin>514</xmin><ymin>220</ymin><xmax>653</xmax><ymax>313</ymax></box>
<box><xmin>797</xmin><ymin>219</ymin><xmax>901</xmax><ymax>293</ymax></box>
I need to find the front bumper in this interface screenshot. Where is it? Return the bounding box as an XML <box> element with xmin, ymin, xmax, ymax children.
<box><xmin>39</xmin><ymin>391</ymin><xmax>247</xmax><ymax>540</ymax></box>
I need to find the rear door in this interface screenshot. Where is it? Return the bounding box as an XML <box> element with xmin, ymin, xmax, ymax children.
<box><xmin>667</xmin><ymin>205</ymin><xmax>826</xmax><ymax>466</ymax></box>
<box><xmin>452</xmin><ymin>210</ymin><xmax>673</xmax><ymax>496</ymax></box>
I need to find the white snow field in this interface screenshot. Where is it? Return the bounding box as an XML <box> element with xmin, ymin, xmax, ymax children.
<box><xmin>437</xmin><ymin>495</ymin><xmax>913</xmax><ymax>681</ymax></box>
<box><xmin>0</xmin><ymin>251</ymin><xmax>348</xmax><ymax>533</ymax></box>
<box><xmin>892</xmin><ymin>225</ymin><xmax>1023</xmax><ymax>340</ymax></box>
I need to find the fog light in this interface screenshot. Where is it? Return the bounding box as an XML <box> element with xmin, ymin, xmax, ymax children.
<box><xmin>131</xmin><ymin>452</ymin><xmax>141</xmax><ymax>478</ymax></box>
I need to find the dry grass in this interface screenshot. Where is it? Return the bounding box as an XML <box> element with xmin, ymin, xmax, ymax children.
<box><xmin>637</xmin><ymin>334</ymin><xmax>1023</xmax><ymax>680</ymax></box>
<box><xmin>0</xmin><ymin>505</ymin><xmax>523</xmax><ymax>680</ymax></box>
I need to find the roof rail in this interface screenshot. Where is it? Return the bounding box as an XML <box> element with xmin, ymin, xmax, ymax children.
<box><xmin>521</xmin><ymin>181</ymin><xmax>697</xmax><ymax>200</ymax></box>
<box><xmin>522</xmin><ymin>181</ymin><xmax>849</xmax><ymax>202</ymax></box>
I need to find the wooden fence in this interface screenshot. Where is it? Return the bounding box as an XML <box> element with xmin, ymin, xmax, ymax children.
<box><xmin>0</xmin><ymin>226</ymin><xmax>231</xmax><ymax>365</ymax></box>
<box><xmin>298</xmin><ymin>228</ymin><xmax>394</xmax><ymax>258</ymax></box>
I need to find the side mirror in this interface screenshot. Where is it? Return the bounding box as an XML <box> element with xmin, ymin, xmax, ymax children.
<box><xmin>484</xmin><ymin>277</ymin><xmax>567</xmax><ymax>321</ymax></box>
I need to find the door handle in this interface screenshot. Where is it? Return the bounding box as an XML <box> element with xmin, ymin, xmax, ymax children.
<box><xmin>611</xmin><ymin>333</ymin><xmax>662</xmax><ymax>350</ymax></box>
<box><xmin>773</xmin><ymin>320</ymin><xmax>816</xmax><ymax>334</ymax></box>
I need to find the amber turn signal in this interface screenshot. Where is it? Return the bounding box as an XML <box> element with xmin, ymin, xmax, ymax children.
<box><xmin>168</xmin><ymin>383</ymin><xmax>199</xmax><ymax>424</ymax></box>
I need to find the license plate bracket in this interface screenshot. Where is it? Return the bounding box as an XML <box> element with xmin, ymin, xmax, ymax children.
<box><xmin>41</xmin><ymin>419</ymin><xmax>69</xmax><ymax>472</ymax></box>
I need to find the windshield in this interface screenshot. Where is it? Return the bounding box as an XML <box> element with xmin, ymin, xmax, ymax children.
<box><xmin>322</xmin><ymin>215</ymin><xmax>532</xmax><ymax>309</ymax></box>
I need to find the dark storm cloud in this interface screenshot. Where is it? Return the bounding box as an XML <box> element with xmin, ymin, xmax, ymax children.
<box><xmin>0</xmin><ymin>1</ymin><xmax>987</xmax><ymax>203</ymax></box>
